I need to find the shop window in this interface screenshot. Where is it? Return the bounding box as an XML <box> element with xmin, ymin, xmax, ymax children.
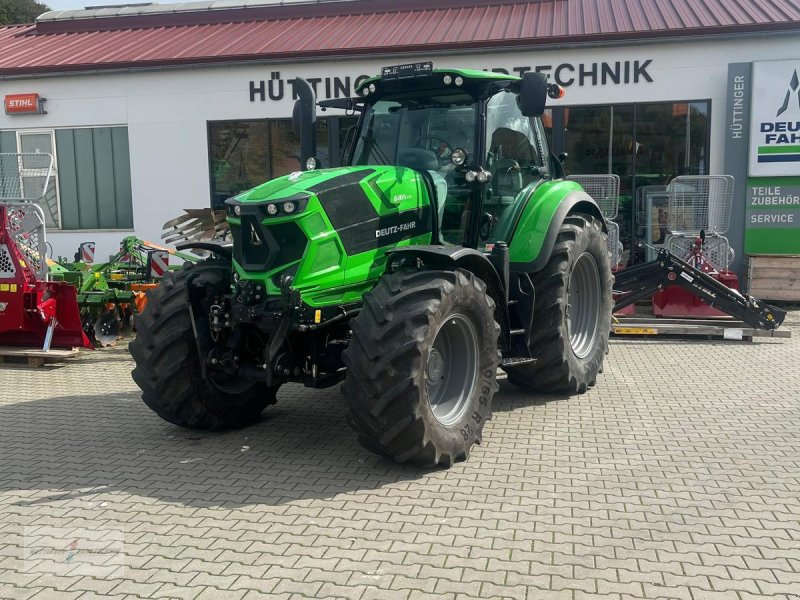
<box><xmin>561</xmin><ymin>101</ymin><xmax>708</xmax><ymax>190</ymax></box>
<box><xmin>556</xmin><ymin>100</ymin><xmax>709</xmax><ymax>264</ymax></box>
<box><xmin>563</xmin><ymin>105</ymin><xmax>634</xmax><ymax>193</ymax></box>
<box><xmin>209</xmin><ymin>118</ymin><xmax>339</xmax><ymax>209</ymax></box>
<box><xmin>209</xmin><ymin>120</ymin><xmax>270</xmax><ymax>210</ymax></box>
<box><xmin>634</xmin><ymin>102</ymin><xmax>709</xmax><ymax>183</ymax></box>
<box><xmin>268</xmin><ymin>120</ymin><xmax>301</xmax><ymax>176</ymax></box>
<box><xmin>268</xmin><ymin>119</ymin><xmax>330</xmax><ymax>176</ymax></box>
<box><xmin>54</xmin><ymin>127</ymin><xmax>133</xmax><ymax>230</ymax></box>
<box><xmin>0</xmin><ymin>127</ymin><xmax>132</xmax><ymax>230</ymax></box>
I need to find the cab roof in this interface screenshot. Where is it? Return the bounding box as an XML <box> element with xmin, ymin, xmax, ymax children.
<box><xmin>355</xmin><ymin>68</ymin><xmax>518</xmax><ymax>94</ymax></box>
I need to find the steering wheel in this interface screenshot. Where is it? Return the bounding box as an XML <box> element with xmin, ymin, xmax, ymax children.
<box><xmin>414</xmin><ymin>135</ymin><xmax>451</xmax><ymax>160</ymax></box>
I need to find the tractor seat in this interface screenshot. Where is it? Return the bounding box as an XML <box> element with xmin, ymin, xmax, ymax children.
<box><xmin>493</xmin><ymin>158</ymin><xmax>523</xmax><ymax>201</ymax></box>
<box><xmin>398</xmin><ymin>148</ymin><xmax>439</xmax><ymax>171</ymax></box>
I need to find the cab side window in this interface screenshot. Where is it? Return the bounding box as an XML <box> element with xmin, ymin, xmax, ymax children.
<box><xmin>486</xmin><ymin>91</ymin><xmax>544</xmax><ymax>201</ymax></box>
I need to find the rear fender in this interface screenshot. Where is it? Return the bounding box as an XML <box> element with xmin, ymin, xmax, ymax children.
<box><xmin>507</xmin><ymin>183</ymin><xmax>605</xmax><ymax>273</ymax></box>
<box><xmin>386</xmin><ymin>246</ymin><xmax>510</xmax><ymax>348</ymax></box>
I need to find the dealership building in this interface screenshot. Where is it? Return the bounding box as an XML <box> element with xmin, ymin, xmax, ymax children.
<box><xmin>0</xmin><ymin>0</ymin><xmax>798</xmax><ymax>285</ymax></box>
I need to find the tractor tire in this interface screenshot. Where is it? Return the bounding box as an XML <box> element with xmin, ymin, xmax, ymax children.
<box><xmin>342</xmin><ymin>269</ymin><xmax>501</xmax><ymax>468</ymax></box>
<box><xmin>505</xmin><ymin>214</ymin><xmax>612</xmax><ymax>394</ymax></box>
<box><xmin>130</xmin><ymin>260</ymin><xmax>278</xmax><ymax>430</ymax></box>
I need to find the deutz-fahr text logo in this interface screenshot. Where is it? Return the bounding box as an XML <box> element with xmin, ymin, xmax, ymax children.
<box><xmin>757</xmin><ymin>69</ymin><xmax>800</xmax><ymax>165</ymax></box>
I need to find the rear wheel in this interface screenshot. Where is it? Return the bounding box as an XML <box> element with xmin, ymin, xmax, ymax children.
<box><xmin>343</xmin><ymin>269</ymin><xmax>501</xmax><ymax>468</ymax></box>
<box><xmin>130</xmin><ymin>261</ymin><xmax>278</xmax><ymax>430</ymax></box>
<box><xmin>506</xmin><ymin>214</ymin><xmax>612</xmax><ymax>393</ymax></box>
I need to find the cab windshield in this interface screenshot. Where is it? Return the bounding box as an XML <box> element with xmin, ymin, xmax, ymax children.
<box><xmin>352</xmin><ymin>90</ymin><xmax>477</xmax><ymax>173</ymax></box>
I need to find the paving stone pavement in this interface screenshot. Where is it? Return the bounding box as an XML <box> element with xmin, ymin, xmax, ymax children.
<box><xmin>1</xmin><ymin>312</ymin><xmax>799</xmax><ymax>600</ymax></box>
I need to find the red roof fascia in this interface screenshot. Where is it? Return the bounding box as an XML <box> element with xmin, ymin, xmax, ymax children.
<box><xmin>0</xmin><ymin>0</ymin><xmax>797</xmax><ymax>77</ymax></box>
<box><xmin>34</xmin><ymin>0</ymin><xmax>551</xmax><ymax>34</ymax></box>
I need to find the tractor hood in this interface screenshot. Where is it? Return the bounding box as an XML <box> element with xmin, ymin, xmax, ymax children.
<box><xmin>225</xmin><ymin>165</ymin><xmax>434</xmax><ymax>300</ymax></box>
<box><xmin>226</xmin><ymin>166</ymin><xmax>433</xmax><ymax>249</ymax></box>
<box><xmin>229</xmin><ymin>165</ymin><xmax>417</xmax><ymax>205</ymax></box>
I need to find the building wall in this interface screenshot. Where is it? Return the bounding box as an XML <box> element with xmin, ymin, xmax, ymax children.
<box><xmin>0</xmin><ymin>33</ymin><xmax>797</xmax><ymax>260</ymax></box>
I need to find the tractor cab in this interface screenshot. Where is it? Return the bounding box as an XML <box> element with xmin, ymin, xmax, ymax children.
<box><xmin>308</xmin><ymin>63</ymin><xmax>563</xmax><ymax>249</ymax></box>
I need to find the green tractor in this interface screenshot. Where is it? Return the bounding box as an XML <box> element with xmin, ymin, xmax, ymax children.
<box><xmin>130</xmin><ymin>64</ymin><xmax>612</xmax><ymax>467</ymax></box>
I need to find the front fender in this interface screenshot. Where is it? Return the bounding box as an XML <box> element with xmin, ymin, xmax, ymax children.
<box><xmin>386</xmin><ymin>245</ymin><xmax>510</xmax><ymax>347</ymax></box>
<box><xmin>507</xmin><ymin>180</ymin><xmax>605</xmax><ymax>273</ymax></box>
<box><xmin>386</xmin><ymin>246</ymin><xmax>504</xmax><ymax>298</ymax></box>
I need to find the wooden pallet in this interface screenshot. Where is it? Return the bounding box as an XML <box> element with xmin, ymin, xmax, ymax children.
<box><xmin>0</xmin><ymin>347</ymin><xmax>81</xmax><ymax>367</ymax></box>
<box><xmin>612</xmin><ymin>317</ymin><xmax>791</xmax><ymax>340</ymax></box>
<box><xmin>747</xmin><ymin>255</ymin><xmax>800</xmax><ymax>302</ymax></box>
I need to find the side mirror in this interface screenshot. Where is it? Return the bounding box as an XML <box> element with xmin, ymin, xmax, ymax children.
<box><xmin>292</xmin><ymin>78</ymin><xmax>317</xmax><ymax>170</ymax></box>
<box><xmin>519</xmin><ymin>72</ymin><xmax>547</xmax><ymax>117</ymax></box>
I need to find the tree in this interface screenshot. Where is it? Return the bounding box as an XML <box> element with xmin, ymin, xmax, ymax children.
<box><xmin>0</xmin><ymin>0</ymin><xmax>51</xmax><ymax>25</ymax></box>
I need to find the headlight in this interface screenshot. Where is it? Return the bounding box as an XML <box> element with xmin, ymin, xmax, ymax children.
<box><xmin>465</xmin><ymin>171</ymin><xmax>477</xmax><ymax>183</ymax></box>
<box><xmin>283</xmin><ymin>201</ymin><xmax>297</xmax><ymax>214</ymax></box>
<box><xmin>266</xmin><ymin>203</ymin><xmax>278</xmax><ymax>216</ymax></box>
<box><xmin>305</xmin><ymin>156</ymin><xmax>317</xmax><ymax>171</ymax></box>
<box><xmin>368</xmin><ymin>83</ymin><xmax>377</xmax><ymax>93</ymax></box>
<box><xmin>454</xmin><ymin>76</ymin><xmax>464</xmax><ymax>86</ymax></box>
<box><xmin>443</xmin><ymin>75</ymin><xmax>453</xmax><ymax>85</ymax></box>
<box><xmin>476</xmin><ymin>170</ymin><xmax>490</xmax><ymax>183</ymax></box>
<box><xmin>233</xmin><ymin>205</ymin><xmax>241</xmax><ymax>216</ymax></box>
<box><xmin>450</xmin><ymin>148</ymin><xmax>467</xmax><ymax>166</ymax></box>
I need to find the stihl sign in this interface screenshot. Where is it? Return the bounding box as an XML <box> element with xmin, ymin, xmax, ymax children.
<box><xmin>4</xmin><ymin>94</ymin><xmax>46</xmax><ymax>115</ymax></box>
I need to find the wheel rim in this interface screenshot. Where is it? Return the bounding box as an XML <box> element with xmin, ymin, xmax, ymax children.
<box><xmin>567</xmin><ymin>252</ymin><xmax>602</xmax><ymax>359</ymax></box>
<box><xmin>426</xmin><ymin>313</ymin><xmax>478</xmax><ymax>426</ymax></box>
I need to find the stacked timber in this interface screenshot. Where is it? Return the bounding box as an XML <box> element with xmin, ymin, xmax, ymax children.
<box><xmin>747</xmin><ymin>256</ymin><xmax>800</xmax><ymax>302</ymax></box>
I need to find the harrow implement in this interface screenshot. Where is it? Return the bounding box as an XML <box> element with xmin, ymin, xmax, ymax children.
<box><xmin>55</xmin><ymin>236</ymin><xmax>199</xmax><ymax>345</ymax></box>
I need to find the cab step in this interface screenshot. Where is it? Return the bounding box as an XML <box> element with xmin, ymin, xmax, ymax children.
<box><xmin>501</xmin><ymin>357</ymin><xmax>537</xmax><ymax>367</ymax></box>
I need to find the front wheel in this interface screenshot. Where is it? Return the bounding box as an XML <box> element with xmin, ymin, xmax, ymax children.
<box><xmin>506</xmin><ymin>214</ymin><xmax>613</xmax><ymax>393</ymax></box>
<box><xmin>130</xmin><ymin>261</ymin><xmax>278</xmax><ymax>430</ymax></box>
<box><xmin>342</xmin><ymin>269</ymin><xmax>501</xmax><ymax>468</ymax></box>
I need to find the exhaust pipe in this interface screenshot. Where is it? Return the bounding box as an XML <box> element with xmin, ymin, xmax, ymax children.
<box><xmin>292</xmin><ymin>78</ymin><xmax>317</xmax><ymax>170</ymax></box>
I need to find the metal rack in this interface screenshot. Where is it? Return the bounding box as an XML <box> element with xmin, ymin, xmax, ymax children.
<box><xmin>568</xmin><ymin>174</ymin><xmax>622</xmax><ymax>265</ymax></box>
<box><xmin>0</xmin><ymin>153</ymin><xmax>54</xmax><ymax>279</ymax></box>
<box><xmin>666</xmin><ymin>175</ymin><xmax>734</xmax><ymax>235</ymax></box>
<box><xmin>567</xmin><ymin>174</ymin><xmax>620</xmax><ymax>219</ymax></box>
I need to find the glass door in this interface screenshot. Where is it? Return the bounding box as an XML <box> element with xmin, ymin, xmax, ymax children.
<box><xmin>552</xmin><ymin>101</ymin><xmax>709</xmax><ymax>265</ymax></box>
<box><xmin>16</xmin><ymin>130</ymin><xmax>60</xmax><ymax>228</ymax></box>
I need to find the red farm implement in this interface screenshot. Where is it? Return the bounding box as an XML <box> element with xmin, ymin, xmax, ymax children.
<box><xmin>0</xmin><ymin>154</ymin><xmax>90</xmax><ymax>350</ymax></box>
